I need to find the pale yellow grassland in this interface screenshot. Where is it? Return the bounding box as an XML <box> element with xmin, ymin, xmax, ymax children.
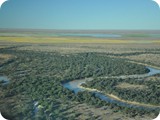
<box><xmin>0</xmin><ymin>54</ymin><xmax>12</xmax><ymax>59</ymax></box>
<box><xmin>116</xmin><ymin>83</ymin><xmax>147</xmax><ymax>90</ymax></box>
<box><xmin>0</xmin><ymin>36</ymin><xmax>160</xmax><ymax>44</ymax></box>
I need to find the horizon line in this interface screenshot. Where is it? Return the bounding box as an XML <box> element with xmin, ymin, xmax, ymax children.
<box><xmin>0</xmin><ymin>28</ymin><xmax>160</xmax><ymax>31</ymax></box>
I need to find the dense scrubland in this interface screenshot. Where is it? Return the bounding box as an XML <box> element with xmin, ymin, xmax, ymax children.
<box><xmin>82</xmin><ymin>77</ymin><xmax>160</xmax><ymax>105</ymax></box>
<box><xmin>0</xmin><ymin>31</ymin><xmax>160</xmax><ymax>120</ymax></box>
<box><xmin>0</xmin><ymin>44</ymin><xmax>160</xmax><ymax>120</ymax></box>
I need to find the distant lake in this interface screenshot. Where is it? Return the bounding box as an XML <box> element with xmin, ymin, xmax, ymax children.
<box><xmin>58</xmin><ymin>33</ymin><xmax>122</xmax><ymax>38</ymax></box>
<box><xmin>150</xmin><ymin>34</ymin><xmax>160</xmax><ymax>38</ymax></box>
<box><xmin>1</xmin><ymin>29</ymin><xmax>160</xmax><ymax>39</ymax></box>
<box><xmin>0</xmin><ymin>33</ymin><xmax>122</xmax><ymax>38</ymax></box>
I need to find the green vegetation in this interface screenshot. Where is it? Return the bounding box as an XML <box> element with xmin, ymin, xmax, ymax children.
<box><xmin>0</xmin><ymin>46</ymin><xmax>159</xmax><ymax>120</ymax></box>
<box><xmin>82</xmin><ymin>77</ymin><xmax>160</xmax><ymax>105</ymax></box>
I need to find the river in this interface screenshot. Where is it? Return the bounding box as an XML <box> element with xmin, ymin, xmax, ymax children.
<box><xmin>0</xmin><ymin>76</ymin><xmax>10</xmax><ymax>85</ymax></box>
<box><xmin>62</xmin><ymin>67</ymin><xmax>160</xmax><ymax>110</ymax></box>
<box><xmin>1</xmin><ymin>66</ymin><xmax>160</xmax><ymax>110</ymax></box>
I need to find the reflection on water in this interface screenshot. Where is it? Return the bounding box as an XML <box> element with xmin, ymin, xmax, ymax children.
<box><xmin>63</xmin><ymin>67</ymin><xmax>160</xmax><ymax>109</ymax></box>
<box><xmin>63</xmin><ymin>79</ymin><xmax>88</xmax><ymax>94</ymax></box>
<box><xmin>146</xmin><ymin>67</ymin><xmax>160</xmax><ymax>76</ymax></box>
<box><xmin>0</xmin><ymin>76</ymin><xmax>9</xmax><ymax>85</ymax></box>
<box><xmin>33</xmin><ymin>101</ymin><xmax>39</xmax><ymax>114</ymax></box>
<box><xmin>59</xmin><ymin>33</ymin><xmax>121</xmax><ymax>38</ymax></box>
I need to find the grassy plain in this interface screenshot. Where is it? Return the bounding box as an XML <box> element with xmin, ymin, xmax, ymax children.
<box><xmin>0</xmin><ymin>36</ymin><xmax>160</xmax><ymax>44</ymax></box>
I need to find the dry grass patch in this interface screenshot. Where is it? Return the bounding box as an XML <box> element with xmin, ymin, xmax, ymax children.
<box><xmin>145</xmin><ymin>77</ymin><xmax>160</xmax><ymax>81</ymax></box>
<box><xmin>123</xmin><ymin>54</ymin><xmax>160</xmax><ymax>67</ymax></box>
<box><xmin>116</xmin><ymin>83</ymin><xmax>147</xmax><ymax>90</ymax></box>
<box><xmin>1</xmin><ymin>36</ymin><xmax>160</xmax><ymax>44</ymax></box>
<box><xmin>0</xmin><ymin>54</ymin><xmax>12</xmax><ymax>59</ymax></box>
<box><xmin>16</xmin><ymin>43</ymin><xmax>160</xmax><ymax>55</ymax></box>
<box><xmin>0</xmin><ymin>54</ymin><xmax>14</xmax><ymax>64</ymax></box>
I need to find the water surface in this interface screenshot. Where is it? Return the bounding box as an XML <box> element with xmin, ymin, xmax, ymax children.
<box><xmin>0</xmin><ymin>76</ymin><xmax>9</xmax><ymax>85</ymax></box>
<box><xmin>63</xmin><ymin>67</ymin><xmax>160</xmax><ymax>109</ymax></box>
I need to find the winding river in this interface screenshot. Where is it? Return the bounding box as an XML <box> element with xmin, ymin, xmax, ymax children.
<box><xmin>1</xmin><ymin>66</ymin><xmax>160</xmax><ymax>110</ymax></box>
<box><xmin>62</xmin><ymin>67</ymin><xmax>160</xmax><ymax>110</ymax></box>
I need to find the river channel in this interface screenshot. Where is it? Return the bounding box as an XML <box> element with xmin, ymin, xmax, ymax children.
<box><xmin>62</xmin><ymin>67</ymin><xmax>160</xmax><ymax>110</ymax></box>
<box><xmin>0</xmin><ymin>76</ymin><xmax>10</xmax><ymax>85</ymax></box>
<box><xmin>1</xmin><ymin>66</ymin><xmax>160</xmax><ymax>110</ymax></box>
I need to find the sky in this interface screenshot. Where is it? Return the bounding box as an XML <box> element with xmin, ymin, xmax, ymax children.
<box><xmin>0</xmin><ymin>0</ymin><xmax>160</xmax><ymax>30</ymax></box>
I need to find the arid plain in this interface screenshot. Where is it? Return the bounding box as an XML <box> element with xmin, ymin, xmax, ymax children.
<box><xmin>0</xmin><ymin>30</ymin><xmax>160</xmax><ymax>120</ymax></box>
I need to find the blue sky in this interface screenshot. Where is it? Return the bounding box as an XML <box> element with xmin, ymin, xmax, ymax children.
<box><xmin>0</xmin><ymin>0</ymin><xmax>160</xmax><ymax>30</ymax></box>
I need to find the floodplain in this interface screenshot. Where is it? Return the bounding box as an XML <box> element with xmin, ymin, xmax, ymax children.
<box><xmin>0</xmin><ymin>29</ymin><xmax>160</xmax><ymax>120</ymax></box>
